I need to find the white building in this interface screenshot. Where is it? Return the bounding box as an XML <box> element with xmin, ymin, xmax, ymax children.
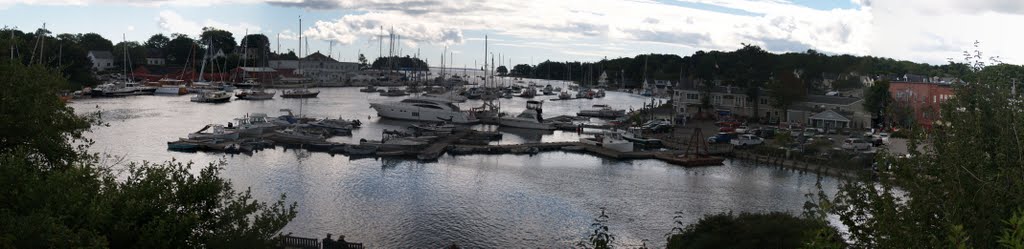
<box><xmin>145</xmin><ymin>48</ymin><xmax>165</xmax><ymax>66</ymax></box>
<box><xmin>269</xmin><ymin>52</ymin><xmax>359</xmax><ymax>86</ymax></box>
<box><xmin>87</xmin><ymin>50</ymin><xmax>114</xmax><ymax>71</ymax></box>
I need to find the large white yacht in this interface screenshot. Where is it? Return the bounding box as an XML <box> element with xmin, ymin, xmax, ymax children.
<box><xmin>370</xmin><ymin>97</ymin><xmax>478</xmax><ymax>124</ymax></box>
<box><xmin>499</xmin><ymin>100</ymin><xmax>555</xmax><ymax>130</ymax></box>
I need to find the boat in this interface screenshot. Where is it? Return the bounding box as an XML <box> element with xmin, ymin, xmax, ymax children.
<box><xmin>359</xmin><ymin>130</ymin><xmax>430</xmax><ymax>151</ymax></box>
<box><xmin>359</xmin><ymin>85</ymin><xmax>379</xmax><ymax>93</ymax></box>
<box><xmin>309</xmin><ymin>118</ymin><xmax>357</xmax><ymax>136</ymax></box>
<box><xmin>464</xmin><ymin>87</ymin><xmax>482</xmax><ymax>99</ymax></box>
<box><xmin>542</xmin><ymin>85</ymin><xmax>555</xmax><ymax>95</ymax></box>
<box><xmin>370</xmin><ymin>97</ymin><xmax>479</xmax><ymax>124</ymax></box>
<box><xmin>267</xmin><ymin>128</ymin><xmax>326</xmax><ymax>144</ymax></box>
<box><xmin>167</xmin><ymin>139</ymin><xmax>203</xmax><ymax>151</ymax></box>
<box><xmin>620</xmin><ymin>128</ymin><xmax>663</xmax><ymax>148</ymax></box>
<box><xmin>154</xmin><ymin>79</ymin><xmax>189</xmax><ymax>95</ymax></box>
<box><xmin>188</xmin><ymin>124</ymin><xmax>240</xmax><ymax>140</ymax></box>
<box><xmin>558</xmin><ymin>91</ymin><xmax>572</xmax><ymax>100</ymax></box>
<box><xmin>235</xmin><ymin>88</ymin><xmax>276</xmax><ymax>100</ymax></box>
<box><xmin>579</xmin><ymin>132</ymin><xmax>634</xmax><ymax>152</ymax></box>
<box><xmin>501</xmin><ymin>91</ymin><xmax>513</xmax><ymax>99</ymax></box>
<box><xmin>577</xmin><ymin>104</ymin><xmax>626</xmax><ymax>118</ymax></box>
<box><xmin>191</xmin><ymin>90</ymin><xmax>232</xmax><ymax>103</ymax></box>
<box><xmin>342</xmin><ymin>144</ymin><xmax>379</xmax><ymax>155</ymax></box>
<box><xmin>499</xmin><ymin>100</ymin><xmax>555</xmax><ymax>130</ymax></box>
<box><xmin>281</xmin><ymin>88</ymin><xmax>320</xmax><ymax>98</ymax></box>
<box><xmin>379</xmin><ymin>87</ymin><xmax>408</xmax><ymax>97</ymax></box>
<box><xmin>234</xmin><ymin>78</ymin><xmax>261</xmax><ymax>89</ymax></box>
<box><xmin>228</xmin><ymin>113</ymin><xmax>279</xmax><ymax>136</ymax></box>
<box><xmin>576</xmin><ymin>89</ymin><xmax>594</xmax><ymax>99</ymax></box>
<box><xmin>594</xmin><ymin>89</ymin><xmax>606</xmax><ymax>98</ymax></box>
<box><xmin>420</xmin><ymin>90</ymin><xmax>468</xmax><ymax>102</ymax></box>
<box><xmin>518</xmin><ymin>86</ymin><xmax>537</xmax><ymax>98</ymax></box>
<box><xmin>410</xmin><ymin>122</ymin><xmax>456</xmax><ymax>133</ymax></box>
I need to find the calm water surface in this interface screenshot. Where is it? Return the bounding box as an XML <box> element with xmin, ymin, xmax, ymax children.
<box><xmin>70</xmin><ymin>86</ymin><xmax>839</xmax><ymax>248</ymax></box>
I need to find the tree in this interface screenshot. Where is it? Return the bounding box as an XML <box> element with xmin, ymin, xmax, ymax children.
<box><xmin>165</xmin><ymin>33</ymin><xmax>201</xmax><ymax>66</ymax></box>
<box><xmin>731</xmin><ymin>44</ymin><xmax>772</xmax><ymax>122</ymax></box>
<box><xmin>200</xmin><ymin>27</ymin><xmax>236</xmax><ymax>54</ymax></box>
<box><xmin>145</xmin><ymin>34</ymin><xmax>170</xmax><ymax>49</ymax></box>
<box><xmin>862</xmin><ymin>79</ymin><xmax>892</xmax><ymax>127</ymax></box>
<box><xmin>358</xmin><ymin>54</ymin><xmax>368</xmax><ymax>68</ymax></box>
<box><xmin>496</xmin><ymin>65</ymin><xmax>508</xmax><ymax>76</ymax></box>
<box><xmin>112</xmin><ymin>41</ymin><xmax>146</xmax><ymax>69</ymax></box>
<box><xmin>812</xmin><ymin>45</ymin><xmax>1024</xmax><ymax>248</ymax></box>
<box><xmin>666</xmin><ymin>212</ymin><xmax>842</xmax><ymax>249</ymax></box>
<box><xmin>511</xmin><ymin>64</ymin><xmax>532</xmax><ymax>76</ymax></box>
<box><xmin>0</xmin><ymin>62</ymin><xmax>297</xmax><ymax>248</ymax></box>
<box><xmin>77</xmin><ymin>32</ymin><xmax>113</xmax><ymax>51</ymax></box>
<box><xmin>766</xmin><ymin>70</ymin><xmax>807</xmax><ymax>122</ymax></box>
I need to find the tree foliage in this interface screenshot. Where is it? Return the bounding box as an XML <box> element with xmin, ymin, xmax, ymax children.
<box><xmin>370</xmin><ymin>55</ymin><xmax>428</xmax><ymax>70</ymax></box>
<box><xmin>511</xmin><ymin>64</ymin><xmax>532</xmax><ymax>76</ymax></box>
<box><xmin>496</xmin><ymin>65</ymin><xmax>508</xmax><ymax>75</ymax></box>
<box><xmin>200</xmin><ymin>27</ymin><xmax>237</xmax><ymax>54</ymax></box>
<box><xmin>165</xmin><ymin>33</ymin><xmax>202</xmax><ymax>66</ymax></box>
<box><xmin>767</xmin><ymin>70</ymin><xmax>807</xmax><ymax>120</ymax></box>
<box><xmin>665</xmin><ymin>212</ymin><xmax>841</xmax><ymax>249</ymax></box>
<box><xmin>0</xmin><ymin>62</ymin><xmax>296</xmax><ymax>248</ymax></box>
<box><xmin>145</xmin><ymin>34</ymin><xmax>170</xmax><ymax>50</ymax></box>
<box><xmin>813</xmin><ymin>44</ymin><xmax>1024</xmax><ymax>248</ymax></box>
<box><xmin>863</xmin><ymin>79</ymin><xmax>892</xmax><ymax>125</ymax></box>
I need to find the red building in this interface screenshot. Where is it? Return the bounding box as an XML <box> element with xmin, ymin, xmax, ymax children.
<box><xmin>888</xmin><ymin>81</ymin><xmax>955</xmax><ymax>128</ymax></box>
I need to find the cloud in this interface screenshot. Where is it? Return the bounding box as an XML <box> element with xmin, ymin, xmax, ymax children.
<box><xmin>155</xmin><ymin>10</ymin><xmax>262</xmax><ymax>41</ymax></box>
<box><xmin>302</xmin><ymin>12</ymin><xmax>463</xmax><ymax>46</ymax></box>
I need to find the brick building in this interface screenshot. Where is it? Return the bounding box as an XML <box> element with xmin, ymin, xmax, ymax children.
<box><xmin>888</xmin><ymin>81</ymin><xmax>955</xmax><ymax>128</ymax></box>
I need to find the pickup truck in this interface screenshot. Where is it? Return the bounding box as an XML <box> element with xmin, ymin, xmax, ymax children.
<box><xmin>730</xmin><ymin>134</ymin><xmax>764</xmax><ymax>147</ymax></box>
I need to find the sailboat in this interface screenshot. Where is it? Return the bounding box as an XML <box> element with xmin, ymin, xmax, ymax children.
<box><xmin>191</xmin><ymin>38</ymin><xmax>232</xmax><ymax>102</ymax></box>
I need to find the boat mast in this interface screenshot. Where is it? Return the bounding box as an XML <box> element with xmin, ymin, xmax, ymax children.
<box><xmin>198</xmin><ymin>38</ymin><xmax>209</xmax><ymax>82</ymax></box>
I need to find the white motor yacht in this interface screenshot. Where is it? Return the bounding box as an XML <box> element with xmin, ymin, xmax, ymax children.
<box><xmin>229</xmin><ymin>113</ymin><xmax>279</xmax><ymax>136</ymax></box>
<box><xmin>577</xmin><ymin>104</ymin><xmax>626</xmax><ymax>118</ymax></box>
<box><xmin>370</xmin><ymin>97</ymin><xmax>479</xmax><ymax>124</ymax></box>
<box><xmin>499</xmin><ymin>100</ymin><xmax>555</xmax><ymax>130</ymax></box>
<box><xmin>188</xmin><ymin>124</ymin><xmax>240</xmax><ymax>140</ymax></box>
<box><xmin>579</xmin><ymin>132</ymin><xmax>634</xmax><ymax>152</ymax></box>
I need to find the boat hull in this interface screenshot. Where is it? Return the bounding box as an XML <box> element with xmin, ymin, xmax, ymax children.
<box><xmin>498</xmin><ymin>118</ymin><xmax>555</xmax><ymax>130</ymax></box>
<box><xmin>579</xmin><ymin>138</ymin><xmax>634</xmax><ymax>152</ymax></box>
<box><xmin>371</xmin><ymin>103</ymin><xmax>478</xmax><ymax>124</ymax></box>
<box><xmin>280</xmin><ymin>92</ymin><xmax>319</xmax><ymax>98</ymax></box>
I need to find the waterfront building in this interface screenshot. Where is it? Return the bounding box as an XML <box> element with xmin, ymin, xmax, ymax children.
<box><xmin>269</xmin><ymin>52</ymin><xmax>359</xmax><ymax>86</ymax></box>
<box><xmin>785</xmin><ymin>95</ymin><xmax>870</xmax><ymax>130</ymax></box>
<box><xmin>888</xmin><ymin>80</ymin><xmax>955</xmax><ymax>129</ymax></box>
<box><xmin>144</xmin><ymin>49</ymin><xmax>166</xmax><ymax>66</ymax></box>
<box><xmin>87</xmin><ymin>50</ymin><xmax>114</xmax><ymax>71</ymax></box>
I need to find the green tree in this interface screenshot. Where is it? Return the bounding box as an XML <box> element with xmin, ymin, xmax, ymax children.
<box><xmin>165</xmin><ymin>33</ymin><xmax>202</xmax><ymax>66</ymax></box>
<box><xmin>358</xmin><ymin>54</ymin><xmax>367</xmax><ymax>68</ymax></box>
<box><xmin>665</xmin><ymin>212</ymin><xmax>842</xmax><ymax>249</ymax></box>
<box><xmin>145</xmin><ymin>34</ymin><xmax>170</xmax><ymax>50</ymax></box>
<box><xmin>863</xmin><ymin>79</ymin><xmax>892</xmax><ymax>127</ymax></box>
<box><xmin>0</xmin><ymin>62</ymin><xmax>296</xmax><ymax>248</ymax></box>
<box><xmin>496</xmin><ymin>65</ymin><xmax>508</xmax><ymax>76</ymax></box>
<box><xmin>112</xmin><ymin>41</ymin><xmax>146</xmax><ymax>70</ymax></box>
<box><xmin>76</xmin><ymin>32</ymin><xmax>113</xmax><ymax>51</ymax></box>
<box><xmin>511</xmin><ymin>64</ymin><xmax>532</xmax><ymax>76</ymax></box>
<box><xmin>813</xmin><ymin>45</ymin><xmax>1024</xmax><ymax>248</ymax></box>
<box><xmin>200</xmin><ymin>27</ymin><xmax>237</xmax><ymax>54</ymax></box>
<box><xmin>767</xmin><ymin>70</ymin><xmax>807</xmax><ymax>122</ymax></box>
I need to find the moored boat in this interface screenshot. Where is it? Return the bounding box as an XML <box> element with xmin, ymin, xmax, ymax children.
<box><xmin>281</xmin><ymin>88</ymin><xmax>320</xmax><ymax>98</ymax></box>
<box><xmin>579</xmin><ymin>132</ymin><xmax>634</xmax><ymax>152</ymax></box>
<box><xmin>499</xmin><ymin>100</ymin><xmax>555</xmax><ymax>130</ymax></box>
<box><xmin>577</xmin><ymin>104</ymin><xmax>626</xmax><ymax>118</ymax></box>
<box><xmin>191</xmin><ymin>90</ymin><xmax>232</xmax><ymax>103</ymax></box>
<box><xmin>370</xmin><ymin>97</ymin><xmax>478</xmax><ymax>124</ymax></box>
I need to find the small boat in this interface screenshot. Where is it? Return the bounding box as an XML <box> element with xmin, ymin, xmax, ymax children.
<box><xmin>342</xmin><ymin>144</ymin><xmax>379</xmax><ymax>155</ymax></box>
<box><xmin>379</xmin><ymin>87</ymin><xmax>408</xmax><ymax>97</ymax></box>
<box><xmin>620</xmin><ymin>128</ymin><xmax>663</xmax><ymax>148</ymax></box>
<box><xmin>410</xmin><ymin>122</ymin><xmax>456</xmax><ymax>133</ymax></box>
<box><xmin>542</xmin><ymin>85</ymin><xmax>555</xmax><ymax>95</ymax></box>
<box><xmin>191</xmin><ymin>91</ymin><xmax>232</xmax><ymax>103</ymax></box>
<box><xmin>267</xmin><ymin>128</ymin><xmax>326</xmax><ymax>144</ymax></box>
<box><xmin>594</xmin><ymin>89</ymin><xmax>606</xmax><ymax>98</ymax></box>
<box><xmin>360</xmin><ymin>85</ymin><xmax>379</xmax><ymax>93</ymax></box>
<box><xmin>501</xmin><ymin>91</ymin><xmax>513</xmax><ymax>99</ymax></box>
<box><xmin>304</xmin><ymin>142</ymin><xmax>340</xmax><ymax>152</ymax></box>
<box><xmin>167</xmin><ymin>139</ymin><xmax>203</xmax><ymax>151</ymax></box>
<box><xmin>577</xmin><ymin>104</ymin><xmax>626</xmax><ymax>118</ymax></box>
<box><xmin>558</xmin><ymin>91</ymin><xmax>572</xmax><ymax>100</ymax></box>
<box><xmin>235</xmin><ymin>88</ymin><xmax>276</xmax><ymax>100</ymax></box>
<box><xmin>518</xmin><ymin>86</ymin><xmax>537</xmax><ymax>98</ymax></box>
<box><xmin>228</xmin><ymin>113</ymin><xmax>279</xmax><ymax>136</ymax></box>
<box><xmin>309</xmin><ymin>118</ymin><xmax>357</xmax><ymax>136</ymax></box>
<box><xmin>360</xmin><ymin>130</ymin><xmax>430</xmax><ymax>151</ymax></box>
<box><xmin>575</xmin><ymin>89</ymin><xmax>594</xmax><ymax>99</ymax></box>
<box><xmin>579</xmin><ymin>132</ymin><xmax>634</xmax><ymax>152</ymax></box>
<box><xmin>464</xmin><ymin>87</ymin><xmax>482</xmax><ymax>99</ymax></box>
<box><xmin>281</xmin><ymin>88</ymin><xmax>320</xmax><ymax>98</ymax></box>
<box><xmin>499</xmin><ymin>100</ymin><xmax>555</xmax><ymax>130</ymax></box>
<box><xmin>188</xmin><ymin>124</ymin><xmax>240</xmax><ymax>140</ymax></box>
<box><xmin>234</xmin><ymin>78</ymin><xmax>261</xmax><ymax>89</ymax></box>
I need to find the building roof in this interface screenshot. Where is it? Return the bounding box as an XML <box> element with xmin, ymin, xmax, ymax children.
<box><xmin>302</xmin><ymin>51</ymin><xmax>338</xmax><ymax>62</ymax></box>
<box><xmin>89</xmin><ymin>50</ymin><xmax>113</xmax><ymax>60</ymax></box>
<box><xmin>809</xmin><ymin>110</ymin><xmax>851</xmax><ymax>122</ymax></box>
<box><xmin>803</xmin><ymin>95</ymin><xmax>862</xmax><ymax>106</ymax></box>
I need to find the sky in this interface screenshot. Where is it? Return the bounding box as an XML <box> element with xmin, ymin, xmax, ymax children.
<box><xmin>1</xmin><ymin>0</ymin><xmax>1022</xmax><ymax>68</ymax></box>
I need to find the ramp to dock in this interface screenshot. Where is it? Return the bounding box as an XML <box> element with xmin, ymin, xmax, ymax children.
<box><xmin>417</xmin><ymin>131</ymin><xmax>471</xmax><ymax>160</ymax></box>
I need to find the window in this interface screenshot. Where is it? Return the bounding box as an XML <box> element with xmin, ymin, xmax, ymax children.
<box><xmin>712</xmin><ymin>95</ymin><xmax>722</xmax><ymax>105</ymax></box>
<box><xmin>736</xmin><ymin>97</ymin><xmax>745</xmax><ymax>107</ymax></box>
<box><xmin>686</xmin><ymin>93</ymin><xmax>699</xmax><ymax>100</ymax></box>
<box><xmin>760</xmin><ymin>98</ymin><xmax>768</xmax><ymax>105</ymax></box>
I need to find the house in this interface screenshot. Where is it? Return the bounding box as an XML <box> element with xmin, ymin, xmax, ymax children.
<box><xmin>673</xmin><ymin>79</ymin><xmax>777</xmax><ymax>121</ymax></box>
<box><xmin>145</xmin><ymin>48</ymin><xmax>165</xmax><ymax>66</ymax></box>
<box><xmin>268</xmin><ymin>51</ymin><xmax>359</xmax><ymax>86</ymax></box>
<box><xmin>786</xmin><ymin>95</ymin><xmax>870</xmax><ymax>130</ymax></box>
<box><xmin>888</xmin><ymin>81</ymin><xmax>955</xmax><ymax>128</ymax></box>
<box><xmin>87</xmin><ymin>50</ymin><xmax>114</xmax><ymax>71</ymax></box>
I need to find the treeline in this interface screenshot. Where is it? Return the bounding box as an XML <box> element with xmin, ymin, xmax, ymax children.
<box><xmin>0</xmin><ymin>27</ymin><xmax>299</xmax><ymax>89</ymax></box>
<box><xmin>511</xmin><ymin>45</ymin><xmax>998</xmax><ymax>90</ymax></box>
<box><xmin>370</xmin><ymin>55</ymin><xmax>429</xmax><ymax>71</ymax></box>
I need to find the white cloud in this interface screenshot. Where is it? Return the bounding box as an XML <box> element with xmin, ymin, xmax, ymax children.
<box><xmin>155</xmin><ymin>10</ymin><xmax>262</xmax><ymax>41</ymax></box>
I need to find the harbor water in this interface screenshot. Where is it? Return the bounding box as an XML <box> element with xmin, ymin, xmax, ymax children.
<box><xmin>70</xmin><ymin>86</ymin><xmax>839</xmax><ymax>248</ymax></box>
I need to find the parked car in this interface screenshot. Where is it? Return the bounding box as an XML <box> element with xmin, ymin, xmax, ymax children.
<box><xmin>730</xmin><ymin>134</ymin><xmax>764</xmax><ymax>147</ymax></box>
<box><xmin>802</xmin><ymin>128</ymin><xmax>818</xmax><ymax>137</ymax></box>
<box><xmin>841</xmin><ymin>138</ymin><xmax>872</xmax><ymax>150</ymax></box>
<box><xmin>753</xmin><ymin>128</ymin><xmax>776</xmax><ymax>139</ymax></box>
<box><xmin>719</xmin><ymin>126</ymin><xmax>737</xmax><ymax>133</ymax></box>
<box><xmin>707</xmin><ymin>132</ymin><xmax>738</xmax><ymax>144</ymax></box>
<box><xmin>735</xmin><ymin>126</ymin><xmax>749</xmax><ymax>134</ymax></box>
<box><xmin>869</xmin><ymin>135</ymin><xmax>884</xmax><ymax>146</ymax></box>
<box><xmin>878</xmin><ymin>132</ymin><xmax>891</xmax><ymax>144</ymax></box>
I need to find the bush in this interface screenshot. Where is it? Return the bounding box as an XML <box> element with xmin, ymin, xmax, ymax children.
<box><xmin>666</xmin><ymin>212</ymin><xmax>842</xmax><ymax>249</ymax></box>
